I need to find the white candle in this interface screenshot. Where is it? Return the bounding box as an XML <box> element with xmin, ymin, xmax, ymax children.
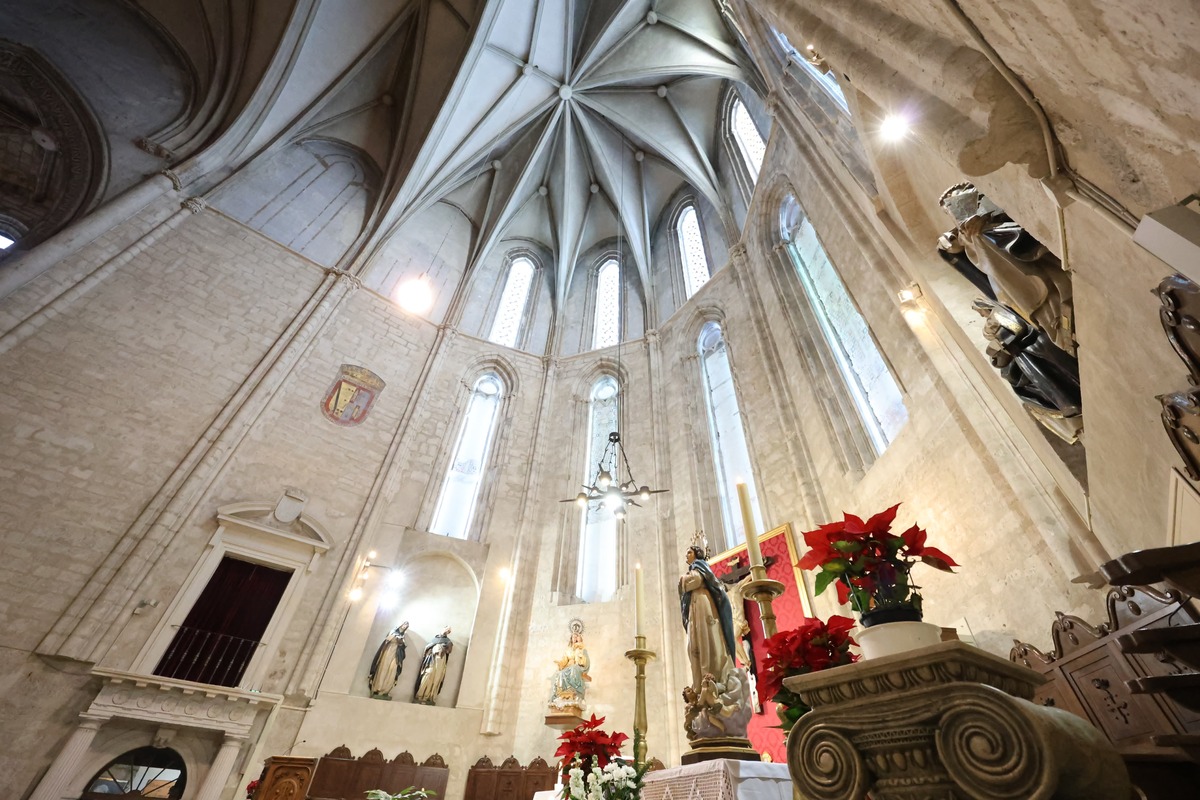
<box><xmin>635</xmin><ymin>563</ymin><xmax>645</xmax><ymax>639</ymax></box>
<box><xmin>737</xmin><ymin>482</ymin><xmax>763</xmax><ymax>568</ymax></box>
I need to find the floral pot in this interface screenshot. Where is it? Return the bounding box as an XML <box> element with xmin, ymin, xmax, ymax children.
<box><xmin>858</xmin><ymin>605</ymin><xmax>923</xmax><ymax>627</ymax></box>
<box><xmin>855</xmin><ymin>620</ymin><xmax>943</xmax><ymax>660</ymax></box>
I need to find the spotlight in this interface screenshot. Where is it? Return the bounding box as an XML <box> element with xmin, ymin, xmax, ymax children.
<box><xmin>575</xmin><ymin>492</ymin><xmax>588</xmax><ymax>508</ymax></box>
<box><xmin>394</xmin><ymin>275</ymin><xmax>435</xmax><ymax>314</ymax></box>
<box><xmin>499</xmin><ymin>567</ymin><xmax>512</xmax><ymax>582</ymax></box>
<box><xmin>386</xmin><ymin>570</ymin><xmax>405</xmax><ymax>589</ymax></box>
<box><xmin>897</xmin><ymin>283</ymin><xmax>923</xmax><ymax>304</ymax></box>
<box><xmin>597</xmin><ymin>470</ymin><xmax>612</xmax><ymax>490</ymax></box>
<box><xmin>880</xmin><ymin>113</ymin><xmax>911</xmax><ymax>142</ymax></box>
<box><xmin>348</xmin><ymin>586</ymin><xmax>364</xmax><ymax>602</ymax></box>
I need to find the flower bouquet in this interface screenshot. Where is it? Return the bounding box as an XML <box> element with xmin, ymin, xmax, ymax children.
<box><xmin>798</xmin><ymin>504</ymin><xmax>957</xmax><ymax>625</ymax></box>
<box><xmin>245</xmin><ymin>779</ymin><xmax>260</xmax><ymax>800</ymax></box>
<box><xmin>555</xmin><ymin>715</ymin><xmax>644</xmax><ymax>800</ymax></box>
<box><xmin>758</xmin><ymin>615</ymin><xmax>858</xmax><ymax>731</ymax></box>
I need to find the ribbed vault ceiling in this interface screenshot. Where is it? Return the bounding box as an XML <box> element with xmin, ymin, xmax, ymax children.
<box><xmin>385</xmin><ymin>0</ymin><xmax>749</xmax><ymax>308</ymax></box>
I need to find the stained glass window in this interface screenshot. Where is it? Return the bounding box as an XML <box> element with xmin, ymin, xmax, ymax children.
<box><xmin>83</xmin><ymin>746</ymin><xmax>186</xmax><ymax>798</ymax></box>
<box><xmin>781</xmin><ymin>195</ymin><xmax>907</xmax><ymax>452</ymax></box>
<box><xmin>488</xmin><ymin>256</ymin><xmax>536</xmax><ymax>347</ymax></box>
<box><xmin>429</xmin><ymin>374</ymin><xmax>503</xmax><ymax>539</ymax></box>
<box><xmin>578</xmin><ymin>376</ymin><xmax>619</xmax><ymax>602</ymax></box>
<box><xmin>731</xmin><ymin>97</ymin><xmax>766</xmax><ymax>180</ymax></box>
<box><xmin>698</xmin><ymin>322</ymin><xmax>763</xmax><ymax>553</ymax></box>
<box><xmin>593</xmin><ymin>258</ymin><xmax>620</xmax><ymax>349</ymax></box>
<box><xmin>678</xmin><ymin>204</ymin><xmax>711</xmax><ymax>298</ymax></box>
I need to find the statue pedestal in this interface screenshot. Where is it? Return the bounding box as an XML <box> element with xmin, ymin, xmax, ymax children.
<box><xmin>680</xmin><ymin>737</ymin><xmax>760</xmax><ymax>765</ymax></box>
<box><xmin>783</xmin><ymin>640</ymin><xmax>1132</xmax><ymax>799</ymax></box>
<box><xmin>544</xmin><ymin>711</ymin><xmax>586</xmax><ymax>730</ymax></box>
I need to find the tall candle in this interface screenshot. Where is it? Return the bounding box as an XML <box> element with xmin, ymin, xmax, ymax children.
<box><xmin>737</xmin><ymin>481</ymin><xmax>763</xmax><ymax>568</ymax></box>
<box><xmin>634</xmin><ymin>563</ymin><xmax>645</xmax><ymax>638</ymax></box>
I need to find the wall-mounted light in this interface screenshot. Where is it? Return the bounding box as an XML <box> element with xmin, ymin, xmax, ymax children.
<box><xmin>879</xmin><ymin>113</ymin><xmax>911</xmax><ymax>142</ymax></box>
<box><xmin>394</xmin><ymin>274</ymin><xmax>435</xmax><ymax>315</ymax></box>
<box><xmin>348</xmin><ymin>586</ymin><xmax>364</xmax><ymax>602</ymax></box>
<box><xmin>897</xmin><ymin>283</ymin><xmax>923</xmax><ymax>304</ymax></box>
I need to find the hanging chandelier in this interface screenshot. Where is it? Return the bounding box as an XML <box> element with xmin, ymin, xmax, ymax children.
<box><xmin>562</xmin><ymin>431</ymin><xmax>667</xmax><ymax>519</ymax></box>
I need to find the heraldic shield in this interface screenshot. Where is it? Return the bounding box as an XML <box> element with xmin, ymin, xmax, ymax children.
<box><xmin>322</xmin><ymin>365</ymin><xmax>386</xmax><ymax>426</ymax></box>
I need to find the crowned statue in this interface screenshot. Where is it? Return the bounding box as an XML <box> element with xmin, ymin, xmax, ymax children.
<box><xmin>548</xmin><ymin>619</ymin><xmax>591</xmax><ymax>718</ymax></box>
<box><xmin>678</xmin><ymin>535</ymin><xmax>754</xmax><ymax>758</ymax></box>
<box><xmin>414</xmin><ymin>626</ymin><xmax>454</xmax><ymax>705</ymax></box>
<box><xmin>367</xmin><ymin>621</ymin><xmax>408</xmax><ymax>700</ymax></box>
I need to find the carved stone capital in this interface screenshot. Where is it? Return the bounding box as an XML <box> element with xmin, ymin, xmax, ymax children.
<box><xmin>160</xmin><ymin>168</ymin><xmax>183</xmax><ymax>191</ymax></box>
<box><xmin>181</xmin><ymin>196</ymin><xmax>207</xmax><ymax>214</ymax></box>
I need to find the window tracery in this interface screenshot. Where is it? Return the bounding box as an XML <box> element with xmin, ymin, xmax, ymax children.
<box><xmin>677</xmin><ymin>204</ymin><xmax>711</xmax><ymax>298</ymax></box>
<box><xmin>429</xmin><ymin>374</ymin><xmax>504</xmax><ymax>539</ymax></box>
<box><xmin>593</xmin><ymin>258</ymin><xmax>621</xmax><ymax>349</ymax></box>
<box><xmin>780</xmin><ymin>196</ymin><xmax>907</xmax><ymax>453</ymax></box>
<box><xmin>488</xmin><ymin>255</ymin><xmax>536</xmax><ymax>347</ymax></box>
<box><xmin>698</xmin><ymin>322</ymin><xmax>763</xmax><ymax>552</ymax></box>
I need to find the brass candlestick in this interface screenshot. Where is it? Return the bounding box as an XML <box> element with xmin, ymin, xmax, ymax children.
<box><xmin>741</xmin><ymin>564</ymin><xmax>786</xmax><ymax>638</ymax></box>
<box><xmin>624</xmin><ymin>634</ymin><xmax>656</xmax><ymax>766</ymax></box>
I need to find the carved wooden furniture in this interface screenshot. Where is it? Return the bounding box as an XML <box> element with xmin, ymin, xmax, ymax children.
<box><xmin>464</xmin><ymin>755</ymin><xmax>556</xmax><ymax>800</ymax></box>
<box><xmin>1010</xmin><ymin>585</ymin><xmax>1200</xmax><ymax>760</ymax></box>
<box><xmin>251</xmin><ymin>756</ymin><xmax>316</xmax><ymax>800</ymax></box>
<box><xmin>305</xmin><ymin>747</ymin><xmax>448</xmax><ymax>800</ymax></box>
<box><xmin>1153</xmin><ymin>274</ymin><xmax>1200</xmax><ymax>478</ymax></box>
<box><xmin>784</xmin><ymin>640</ymin><xmax>1130</xmax><ymax>799</ymax></box>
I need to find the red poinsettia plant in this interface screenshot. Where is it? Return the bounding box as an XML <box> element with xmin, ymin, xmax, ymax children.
<box><xmin>554</xmin><ymin>714</ymin><xmax>629</xmax><ymax>774</ymax></box>
<box><xmin>245</xmin><ymin>779</ymin><xmax>261</xmax><ymax>799</ymax></box>
<box><xmin>797</xmin><ymin>504</ymin><xmax>958</xmax><ymax>617</ymax></box>
<box><xmin>758</xmin><ymin>615</ymin><xmax>858</xmax><ymax>732</ymax></box>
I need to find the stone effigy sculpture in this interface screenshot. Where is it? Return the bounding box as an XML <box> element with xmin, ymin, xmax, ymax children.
<box><xmin>367</xmin><ymin>621</ymin><xmax>409</xmax><ymax>699</ymax></box>
<box><xmin>413</xmin><ymin>626</ymin><xmax>453</xmax><ymax>705</ymax></box>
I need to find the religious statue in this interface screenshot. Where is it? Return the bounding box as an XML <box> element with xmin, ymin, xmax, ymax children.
<box><xmin>938</xmin><ymin>182</ymin><xmax>1075</xmax><ymax>353</ymax></box>
<box><xmin>413</xmin><ymin>627</ymin><xmax>453</xmax><ymax>705</ymax></box>
<box><xmin>973</xmin><ymin>298</ymin><xmax>1083</xmax><ymax>443</ymax></box>
<box><xmin>367</xmin><ymin>621</ymin><xmax>409</xmax><ymax>699</ymax></box>
<box><xmin>678</xmin><ymin>542</ymin><xmax>753</xmax><ymax>742</ymax></box>
<box><xmin>548</xmin><ymin>619</ymin><xmax>591</xmax><ymax>717</ymax></box>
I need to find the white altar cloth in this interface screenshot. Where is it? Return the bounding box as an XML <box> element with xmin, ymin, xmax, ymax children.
<box><xmin>641</xmin><ymin>760</ymin><xmax>792</xmax><ymax>800</ymax></box>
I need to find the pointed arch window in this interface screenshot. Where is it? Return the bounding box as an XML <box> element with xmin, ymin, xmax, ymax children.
<box><xmin>780</xmin><ymin>195</ymin><xmax>907</xmax><ymax>452</ymax></box>
<box><xmin>593</xmin><ymin>258</ymin><xmax>621</xmax><ymax>349</ymax></box>
<box><xmin>429</xmin><ymin>374</ymin><xmax>504</xmax><ymax>539</ymax></box>
<box><xmin>698</xmin><ymin>322</ymin><xmax>763</xmax><ymax>552</ymax></box>
<box><xmin>489</xmin><ymin>255</ymin><xmax>536</xmax><ymax>347</ymax></box>
<box><xmin>730</xmin><ymin>97</ymin><xmax>766</xmax><ymax>180</ymax></box>
<box><xmin>775</xmin><ymin>32</ymin><xmax>849</xmax><ymax>111</ymax></box>
<box><xmin>677</xmin><ymin>204</ymin><xmax>711</xmax><ymax>298</ymax></box>
<box><xmin>578</xmin><ymin>376</ymin><xmax>619</xmax><ymax>603</ymax></box>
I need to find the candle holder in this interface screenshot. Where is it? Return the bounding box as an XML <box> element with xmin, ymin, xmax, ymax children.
<box><xmin>624</xmin><ymin>634</ymin><xmax>656</xmax><ymax>766</ymax></box>
<box><xmin>740</xmin><ymin>564</ymin><xmax>786</xmax><ymax>639</ymax></box>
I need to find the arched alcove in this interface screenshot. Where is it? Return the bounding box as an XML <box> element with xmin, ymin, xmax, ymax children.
<box><xmin>355</xmin><ymin>551</ymin><xmax>480</xmax><ymax>708</ymax></box>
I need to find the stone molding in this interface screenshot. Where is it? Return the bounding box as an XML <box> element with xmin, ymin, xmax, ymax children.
<box><xmin>88</xmin><ymin>668</ymin><xmax>280</xmax><ymax>738</ymax></box>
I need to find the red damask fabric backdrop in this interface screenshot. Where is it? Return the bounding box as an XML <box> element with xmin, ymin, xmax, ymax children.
<box><xmin>710</xmin><ymin>524</ymin><xmax>811</xmax><ymax>763</ymax></box>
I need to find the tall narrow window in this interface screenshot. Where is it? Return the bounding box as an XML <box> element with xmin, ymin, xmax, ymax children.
<box><xmin>488</xmin><ymin>256</ymin><xmax>536</xmax><ymax>347</ymax></box>
<box><xmin>593</xmin><ymin>258</ymin><xmax>620</xmax><ymax>349</ymax></box>
<box><xmin>578</xmin><ymin>377</ymin><xmax>619</xmax><ymax>602</ymax></box>
<box><xmin>429</xmin><ymin>374</ymin><xmax>504</xmax><ymax>539</ymax></box>
<box><xmin>698</xmin><ymin>322</ymin><xmax>763</xmax><ymax>552</ymax></box>
<box><xmin>781</xmin><ymin>196</ymin><xmax>907</xmax><ymax>452</ymax></box>
<box><xmin>730</xmin><ymin>97</ymin><xmax>766</xmax><ymax>180</ymax></box>
<box><xmin>677</xmin><ymin>204</ymin><xmax>711</xmax><ymax>298</ymax></box>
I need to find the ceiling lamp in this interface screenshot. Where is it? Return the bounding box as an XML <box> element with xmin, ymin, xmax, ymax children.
<box><xmin>562</xmin><ymin>431</ymin><xmax>667</xmax><ymax>518</ymax></box>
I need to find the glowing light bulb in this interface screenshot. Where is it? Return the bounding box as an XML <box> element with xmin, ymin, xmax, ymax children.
<box><xmin>597</xmin><ymin>470</ymin><xmax>612</xmax><ymax>490</ymax></box>
<box><xmin>605</xmin><ymin>488</ymin><xmax>623</xmax><ymax>511</ymax></box>
<box><xmin>880</xmin><ymin>113</ymin><xmax>911</xmax><ymax>142</ymax></box>
<box><xmin>614</xmin><ymin>506</ymin><xmax>627</xmax><ymax>520</ymax></box>
<box><xmin>386</xmin><ymin>570</ymin><xmax>405</xmax><ymax>589</ymax></box>
<box><xmin>394</xmin><ymin>275</ymin><xmax>435</xmax><ymax>314</ymax></box>
<box><xmin>500</xmin><ymin>567</ymin><xmax>511</xmax><ymax>582</ymax></box>
<box><xmin>638</xmin><ymin>486</ymin><xmax>650</xmax><ymax>501</ymax></box>
<box><xmin>367</xmin><ymin>550</ymin><xmax>378</xmax><ymax>560</ymax></box>
<box><xmin>575</xmin><ymin>492</ymin><xmax>588</xmax><ymax>508</ymax></box>
<box><xmin>348</xmin><ymin>586</ymin><xmax>364</xmax><ymax>602</ymax></box>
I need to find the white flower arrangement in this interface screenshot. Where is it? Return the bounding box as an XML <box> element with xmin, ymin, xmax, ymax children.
<box><xmin>561</xmin><ymin>757</ymin><xmax>643</xmax><ymax>800</ymax></box>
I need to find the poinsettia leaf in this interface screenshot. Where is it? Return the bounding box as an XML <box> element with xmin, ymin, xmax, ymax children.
<box><xmin>813</xmin><ymin>569</ymin><xmax>838</xmax><ymax>597</ymax></box>
<box><xmin>797</xmin><ymin>548</ymin><xmax>825</xmax><ymax>571</ymax></box>
<box><xmin>842</xmin><ymin>513</ymin><xmax>868</xmax><ymax>533</ymax></box>
<box><xmin>863</xmin><ymin>503</ymin><xmax>900</xmax><ymax>533</ymax></box>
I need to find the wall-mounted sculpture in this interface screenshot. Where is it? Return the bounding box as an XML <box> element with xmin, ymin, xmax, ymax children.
<box><xmin>414</xmin><ymin>627</ymin><xmax>454</xmax><ymax>705</ymax></box>
<box><xmin>368</xmin><ymin>622</ymin><xmax>409</xmax><ymax>700</ymax></box>
<box><xmin>548</xmin><ymin>619</ymin><xmax>591</xmax><ymax>719</ymax></box>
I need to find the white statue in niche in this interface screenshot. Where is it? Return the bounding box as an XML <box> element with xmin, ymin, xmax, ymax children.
<box><xmin>548</xmin><ymin>619</ymin><xmax>591</xmax><ymax>717</ymax></box>
<box><xmin>367</xmin><ymin>621</ymin><xmax>409</xmax><ymax>700</ymax></box>
<box><xmin>413</xmin><ymin>626</ymin><xmax>454</xmax><ymax>705</ymax></box>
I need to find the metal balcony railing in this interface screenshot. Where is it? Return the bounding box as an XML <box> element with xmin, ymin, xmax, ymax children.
<box><xmin>153</xmin><ymin>626</ymin><xmax>260</xmax><ymax>687</ymax></box>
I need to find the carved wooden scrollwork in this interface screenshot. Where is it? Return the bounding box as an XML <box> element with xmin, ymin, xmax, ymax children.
<box><xmin>1158</xmin><ymin>389</ymin><xmax>1200</xmax><ymax>480</ymax></box>
<box><xmin>1154</xmin><ymin>275</ymin><xmax>1200</xmax><ymax>384</ymax></box>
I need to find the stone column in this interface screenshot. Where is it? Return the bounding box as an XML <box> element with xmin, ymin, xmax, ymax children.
<box><xmin>28</xmin><ymin>714</ymin><xmax>109</xmax><ymax>800</ymax></box>
<box><xmin>783</xmin><ymin>641</ymin><xmax>1130</xmax><ymax>799</ymax></box>
<box><xmin>194</xmin><ymin>735</ymin><xmax>246</xmax><ymax>800</ymax></box>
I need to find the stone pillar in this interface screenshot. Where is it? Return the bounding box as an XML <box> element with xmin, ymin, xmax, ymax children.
<box><xmin>783</xmin><ymin>641</ymin><xmax>1130</xmax><ymax>799</ymax></box>
<box><xmin>195</xmin><ymin>735</ymin><xmax>246</xmax><ymax>800</ymax></box>
<box><xmin>28</xmin><ymin>714</ymin><xmax>109</xmax><ymax>800</ymax></box>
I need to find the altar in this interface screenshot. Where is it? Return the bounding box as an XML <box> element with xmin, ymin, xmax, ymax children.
<box><xmin>641</xmin><ymin>759</ymin><xmax>792</xmax><ymax>800</ymax></box>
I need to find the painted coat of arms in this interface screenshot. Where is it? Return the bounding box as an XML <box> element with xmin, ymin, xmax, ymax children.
<box><xmin>321</xmin><ymin>365</ymin><xmax>385</xmax><ymax>426</ymax></box>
